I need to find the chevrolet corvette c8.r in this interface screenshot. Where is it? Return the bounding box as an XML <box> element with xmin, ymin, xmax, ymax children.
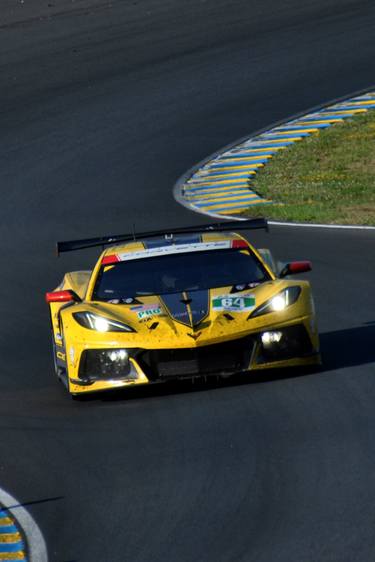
<box><xmin>46</xmin><ymin>219</ymin><xmax>320</xmax><ymax>397</ymax></box>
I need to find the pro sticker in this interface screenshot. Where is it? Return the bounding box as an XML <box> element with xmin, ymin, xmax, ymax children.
<box><xmin>131</xmin><ymin>304</ymin><xmax>162</xmax><ymax>320</ymax></box>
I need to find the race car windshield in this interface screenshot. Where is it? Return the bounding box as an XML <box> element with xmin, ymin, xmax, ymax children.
<box><xmin>92</xmin><ymin>248</ymin><xmax>271</xmax><ymax>301</ymax></box>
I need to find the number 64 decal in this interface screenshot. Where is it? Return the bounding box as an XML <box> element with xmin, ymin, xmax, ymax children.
<box><xmin>212</xmin><ymin>295</ymin><xmax>255</xmax><ymax>312</ymax></box>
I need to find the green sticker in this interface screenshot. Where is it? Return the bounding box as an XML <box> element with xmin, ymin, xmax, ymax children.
<box><xmin>212</xmin><ymin>295</ymin><xmax>255</xmax><ymax>312</ymax></box>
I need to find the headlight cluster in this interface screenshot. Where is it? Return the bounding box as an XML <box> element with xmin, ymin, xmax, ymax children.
<box><xmin>79</xmin><ymin>348</ymin><xmax>135</xmax><ymax>380</ymax></box>
<box><xmin>73</xmin><ymin>312</ymin><xmax>134</xmax><ymax>333</ymax></box>
<box><xmin>249</xmin><ymin>286</ymin><xmax>301</xmax><ymax>318</ymax></box>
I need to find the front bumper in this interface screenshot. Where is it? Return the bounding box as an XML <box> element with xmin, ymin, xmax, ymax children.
<box><xmin>67</xmin><ymin>320</ymin><xmax>320</xmax><ymax>394</ymax></box>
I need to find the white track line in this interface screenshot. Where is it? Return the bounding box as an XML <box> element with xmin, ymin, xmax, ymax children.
<box><xmin>0</xmin><ymin>486</ymin><xmax>48</xmax><ymax>561</ymax></box>
<box><xmin>269</xmin><ymin>220</ymin><xmax>375</xmax><ymax>231</ymax></box>
<box><xmin>177</xmin><ymin>199</ymin><xmax>375</xmax><ymax>230</ymax></box>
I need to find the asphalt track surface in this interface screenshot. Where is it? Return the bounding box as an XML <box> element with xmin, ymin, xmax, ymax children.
<box><xmin>1</xmin><ymin>1</ymin><xmax>375</xmax><ymax>560</ymax></box>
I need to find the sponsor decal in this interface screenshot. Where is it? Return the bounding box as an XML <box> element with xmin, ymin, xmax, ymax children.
<box><xmin>173</xmin><ymin>309</ymin><xmax>206</xmax><ymax>319</ymax></box>
<box><xmin>117</xmin><ymin>241</ymin><xmax>231</xmax><ymax>262</ymax></box>
<box><xmin>131</xmin><ymin>304</ymin><xmax>163</xmax><ymax>320</ymax></box>
<box><xmin>69</xmin><ymin>346</ymin><xmax>76</xmax><ymax>366</ymax></box>
<box><xmin>212</xmin><ymin>294</ymin><xmax>256</xmax><ymax>312</ymax></box>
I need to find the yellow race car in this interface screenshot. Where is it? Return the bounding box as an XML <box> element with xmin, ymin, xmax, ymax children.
<box><xmin>46</xmin><ymin>219</ymin><xmax>320</xmax><ymax>398</ymax></box>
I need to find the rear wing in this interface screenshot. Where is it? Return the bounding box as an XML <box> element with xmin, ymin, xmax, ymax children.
<box><xmin>56</xmin><ymin>218</ymin><xmax>268</xmax><ymax>256</ymax></box>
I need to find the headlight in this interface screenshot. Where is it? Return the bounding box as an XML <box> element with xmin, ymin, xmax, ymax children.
<box><xmin>249</xmin><ymin>286</ymin><xmax>301</xmax><ymax>318</ymax></box>
<box><xmin>73</xmin><ymin>312</ymin><xmax>135</xmax><ymax>333</ymax></box>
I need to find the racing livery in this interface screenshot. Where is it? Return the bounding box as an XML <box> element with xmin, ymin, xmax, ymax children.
<box><xmin>46</xmin><ymin>219</ymin><xmax>320</xmax><ymax>397</ymax></box>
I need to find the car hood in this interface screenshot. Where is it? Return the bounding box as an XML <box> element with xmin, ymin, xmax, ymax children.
<box><xmin>65</xmin><ymin>280</ymin><xmax>301</xmax><ymax>348</ymax></box>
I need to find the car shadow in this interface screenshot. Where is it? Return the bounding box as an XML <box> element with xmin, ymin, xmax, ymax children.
<box><xmin>320</xmin><ymin>322</ymin><xmax>375</xmax><ymax>372</ymax></box>
<box><xmin>77</xmin><ymin>323</ymin><xmax>375</xmax><ymax>403</ymax></box>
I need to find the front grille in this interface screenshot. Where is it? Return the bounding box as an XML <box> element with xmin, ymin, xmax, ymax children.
<box><xmin>138</xmin><ymin>336</ymin><xmax>253</xmax><ymax>379</ymax></box>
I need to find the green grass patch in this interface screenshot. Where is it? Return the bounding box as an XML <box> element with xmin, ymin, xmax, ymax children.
<box><xmin>241</xmin><ymin>110</ymin><xmax>375</xmax><ymax>225</ymax></box>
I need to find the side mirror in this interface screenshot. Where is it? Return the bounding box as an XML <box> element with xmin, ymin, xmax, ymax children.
<box><xmin>45</xmin><ymin>290</ymin><xmax>81</xmax><ymax>303</ymax></box>
<box><xmin>279</xmin><ymin>261</ymin><xmax>312</xmax><ymax>278</ymax></box>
